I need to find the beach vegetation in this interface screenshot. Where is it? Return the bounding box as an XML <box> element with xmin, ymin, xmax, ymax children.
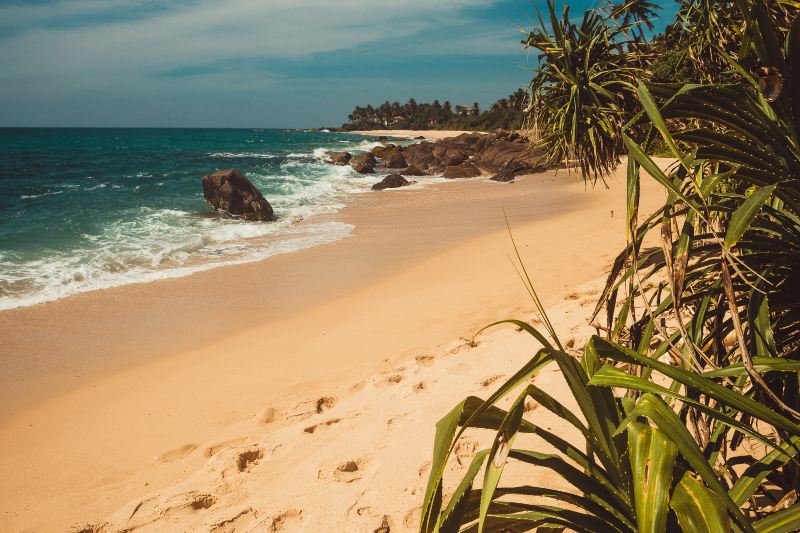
<box><xmin>524</xmin><ymin>0</ymin><xmax>647</xmax><ymax>183</ymax></box>
<box><xmin>341</xmin><ymin>90</ymin><xmax>529</xmax><ymax>132</ymax></box>
<box><xmin>420</xmin><ymin>0</ymin><xmax>800</xmax><ymax>531</ymax></box>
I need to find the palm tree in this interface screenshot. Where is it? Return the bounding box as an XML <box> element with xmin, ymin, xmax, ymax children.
<box><xmin>611</xmin><ymin>0</ymin><xmax>661</xmax><ymax>37</ymax></box>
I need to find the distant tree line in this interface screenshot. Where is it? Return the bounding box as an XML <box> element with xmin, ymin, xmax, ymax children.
<box><xmin>341</xmin><ymin>89</ymin><xmax>529</xmax><ymax>132</ymax></box>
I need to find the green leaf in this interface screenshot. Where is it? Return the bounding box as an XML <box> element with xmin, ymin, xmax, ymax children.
<box><xmin>628</xmin><ymin>422</ymin><xmax>678</xmax><ymax>533</ymax></box>
<box><xmin>724</xmin><ymin>185</ymin><xmax>777</xmax><ymax>249</ymax></box>
<box><xmin>589</xmin><ymin>337</ymin><xmax>800</xmax><ymax>436</ymax></box>
<box><xmin>754</xmin><ymin>503</ymin><xmax>800</xmax><ymax>533</ymax></box>
<box><xmin>621</xmin><ymin>393</ymin><xmax>754</xmax><ymax>532</ymax></box>
<box><xmin>729</xmin><ymin>436</ymin><xmax>800</xmax><ymax>506</ymax></box>
<box><xmin>439</xmin><ymin>449</ymin><xmax>489</xmax><ymax>532</ymax></box>
<box><xmin>420</xmin><ymin>399</ymin><xmax>468</xmax><ymax>532</ymax></box>
<box><xmin>670</xmin><ymin>473</ymin><xmax>731</xmax><ymax>533</ymax></box>
<box><xmin>748</xmin><ymin>284</ymin><xmax>777</xmax><ymax>357</ymax></box>
<box><xmin>637</xmin><ymin>83</ymin><xmax>689</xmax><ymax>169</ymax></box>
<box><xmin>702</xmin><ymin>358</ymin><xmax>800</xmax><ymax>379</ymax></box>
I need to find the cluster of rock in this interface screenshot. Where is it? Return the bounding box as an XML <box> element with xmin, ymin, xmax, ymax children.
<box><xmin>200</xmin><ymin>131</ymin><xmax>549</xmax><ymax>220</ymax></box>
<box><xmin>326</xmin><ymin>130</ymin><xmax>548</xmax><ymax>189</ymax></box>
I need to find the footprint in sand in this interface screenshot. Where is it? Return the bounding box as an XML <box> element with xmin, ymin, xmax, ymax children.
<box><xmin>374</xmin><ymin>373</ymin><xmax>404</xmax><ymax>389</ymax></box>
<box><xmin>122</xmin><ymin>490</ymin><xmax>216</xmax><ymax>530</ymax></box>
<box><xmin>157</xmin><ymin>443</ymin><xmax>197</xmax><ymax>462</ymax></box>
<box><xmin>264</xmin><ymin>509</ymin><xmax>303</xmax><ymax>532</ymax></box>
<box><xmin>454</xmin><ymin>438</ymin><xmax>478</xmax><ymax>466</ymax></box>
<box><xmin>304</xmin><ymin>417</ymin><xmax>341</xmax><ymax>434</ymax></box>
<box><xmin>284</xmin><ymin>396</ymin><xmax>337</xmax><ymax>421</ymax></box>
<box><xmin>316</xmin><ymin>396</ymin><xmax>337</xmax><ymax>413</ymax></box>
<box><xmin>208</xmin><ymin>506</ymin><xmax>255</xmax><ymax>533</ymax></box>
<box><xmin>415</xmin><ymin>354</ymin><xmax>436</xmax><ymax>367</ymax></box>
<box><xmin>259</xmin><ymin>407</ymin><xmax>278</xmax><ymax>425</ymax></box>
<box><xmin>374</xmin><ymin>516</ymin><xmax>392</xmax><ymax>533</ymax></box>
<box><xmin>236</xmin><ymin>448</ymin><xmax>263</xmax><ymax>472</ymax></box>
<box><xmin>205</xmin><ymin>437</ymin><xmax>248</xmax><ymax>458</ymax></box>
<box><xmin>350</xmin><ymin>380</ymin><xmax>367</xmax><ymax>393</ymax></box>
<box><xmin>73</xmin><ymin>523</ymin><xmax>109</xmax><ymax>533</ymax></box>
<box><xmin>332</xmin><ymin>458</ymin><xmax>369</xmax><ymax>483</ymax></box>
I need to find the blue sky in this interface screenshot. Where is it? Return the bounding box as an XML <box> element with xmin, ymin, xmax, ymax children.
<box><xmin>0</xmin><ymin>0</ymin><xmax>677</xmax><ymax>128</ymax></box>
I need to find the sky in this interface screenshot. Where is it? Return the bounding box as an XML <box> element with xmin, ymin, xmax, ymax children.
<box><xmin>0</xmin><ymin>0</ymin><xmax>677</xmax><ymax>128</ymax></box>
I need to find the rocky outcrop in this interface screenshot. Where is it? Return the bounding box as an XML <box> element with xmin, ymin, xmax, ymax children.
<box><xmin>443</xmin><ymin>163</ymin><xmax>482</xmax><ymax>179</ymax></box>
<box><xmin>381</xmin><ymin>151</ymin><xmax>407</xmax><ymax>168</ymax></box>
<box><xmin>402</xmin><ymin>142</ymin><xmax>439</xmax><ymax>171</ymax></box>
<box><xmin>328</xmin><ymin>130</ymin><xmax>550</xmax><ymax>179</ymax></box>
<box><xmin>371</xmin><ymin>144</ymin><xmax>397</xmax><ymax>159</ymax></box>
<box><xmin>402</xmin><ymin>165</ymin><xmax>426</xmax><ymax>176</ymax></box>
<box><xmin>202</xmin><ymin>168</ymin><xmax>274</xmax><ymax>221</ymax></box>
<box><xmin>372</xmin><ymin>173</ymin><xmax>411</xmax><ymax>191</ymax></box>
<box><xmin>490</xmin><ymin>171</ymin><xmax>516</xmax><ymax>183</ymax></box>
<box><xmin>442</xmin><ymin>149</ymin><xmax>466</xmax><ymax>166</ymax></box>
<box><xmin>350</xmin><ymin>153</ymin><xmax>377</xmax><ymax>174</ymax></box>
<box><xmin>328</xmin><ymin>151</ymin><xmax>351</xmax><ymax>165</ymax></box>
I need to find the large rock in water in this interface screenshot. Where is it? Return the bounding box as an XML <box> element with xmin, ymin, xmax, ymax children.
<box><xmin>381</xmin><ymin>151</ymin><xmax>407</xmax><ymax>168</ymax></box>
<box><xmin>372</xmin><ymin>173</ymin><xmax>411</xmax><ymax>190</ymax></box>
<box><xmin>350</xmin><ymin>152</ymin><xmax>377</xmax><ymax>174</ymax></box>
<box><xmin>402</xmin><ymin>165</ymin><xmax>426</xmax><ymax>176</ymax></box>
<box><xmin>443</xmin><ymin>163</ymin><xmax>482</xmax><ymax>179</ymax></box>
<box><xmin>328</xmin><ymin>151</ymin><xmax>351</xmax><ymax>165</ymax></box>
<box><xmin>202</xmin><ymin>168</ymin><xmax>274</xmax><ymax>221</ymax></box>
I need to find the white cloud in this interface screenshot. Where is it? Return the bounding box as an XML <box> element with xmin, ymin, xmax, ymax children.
<box><xmin>0</xmin><ymin>0</ymin><xmax>495</xmax><ymax>91</ymax></box>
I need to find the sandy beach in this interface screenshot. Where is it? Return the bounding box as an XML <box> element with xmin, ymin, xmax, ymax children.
<box><xmin>0</xmin><ymin>133</ymin><xmax>669</xmax><ymax>531</ymax></box>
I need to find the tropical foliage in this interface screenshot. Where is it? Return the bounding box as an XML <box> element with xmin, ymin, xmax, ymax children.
<box><xmin>341</xmin><ymin>90</ymin><xmax>529</xmax><ymax>132</ymax></box>
<box><xmin>420</xmin><ymin>0</ymin><xmax>800</xmax><ymax>531</ymax></box>
<box><xmin>524</xmin><ymin>1</ymin><xmax>645</xmax><ymax>182</ymax></box>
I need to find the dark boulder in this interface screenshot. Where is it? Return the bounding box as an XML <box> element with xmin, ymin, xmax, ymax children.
<box><xmin>328</xmin><ymin>151</ymin><xmax>351</xmax><ymax>165</ymax></box>
<box><xmin>443</xmin><ymin>163</ymin><xmax>482</xmax><ymax>179</ymax></box>
<box><xmin>382</xmin><ymin>151</ymin><xmax>407</xmax><ymax>168</ymax></box>
<box><xmin>202</xmin><ymin>168</ymin><xmax>274</xmax><ymax>221</ymax></box>
<box><xmin>453</xmin><ymin>132</ymin><xmax>483</xmax><ymax>146</ymax></box>
<box><xmin>372</xmin><ymin>143</ymin><xmax>400</xmax><ymax>159</ymax></box>
<box><xmin>473</xmin><ymin>140</ymin><xmax>533</xmax><ymax>172</ymax></box>
<box><xmin>350</xmin><ymin>152</ymin><xmax>377</xmax><ymax>174</ymax></box>
<box><xmin>403</xmin><ymin>142</ymin><xmax>438</xmax><ymax>170</ymax></box>
<box><xmin>442</xmin><ymin>148</ymin><xmax>466</xmax><ymax>166</ymax></box>
<box><xmin>432</xmin><ymin>145</ymin><xmax>448</xmax><ymax>161</ymax></box>
<box><xmin>372</xmin><ymin>173</ymin><xmax>411</xmax><ymax>191</ymax></box>
<box><xmin>402</xmin><ymin>165</ymin><xmax>426</xmax><ymax>176</ymax></box>
<box><xmin>490</xmin><ymin>172</ymin><xmax>516</xmax><ymax>183</ymax></box>
<box><xmin>414</xmin><ymin>135</ymin><xmax>426</xmax><ymax>139</ymax></box>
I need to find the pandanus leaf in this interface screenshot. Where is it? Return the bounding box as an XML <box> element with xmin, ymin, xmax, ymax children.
<box><xmin>627</xmin><ymin>421</ymin><xmax>678</xmax><ymax>533</ymax></box>
<box><xmin>670</xmin><ymin>473</ymin><xmax>731</xmax><ymax>533</ymax></box>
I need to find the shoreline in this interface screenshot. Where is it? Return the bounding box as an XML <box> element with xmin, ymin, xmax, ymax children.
<box><xmin>349</xmin><ymin>129</ymin><xmax>483</xmax><ymax>140</ymax></box>
<box><xmin>0</xmin><ymin>151</ymin><xmax>669</xmax><ymax>530</ymax></box>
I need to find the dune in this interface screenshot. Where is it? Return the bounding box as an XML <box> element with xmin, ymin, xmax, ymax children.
<box><xmin>0</xmin><ymin>152</ymin><xmax>670</xmax><ymax>532</ymax></box>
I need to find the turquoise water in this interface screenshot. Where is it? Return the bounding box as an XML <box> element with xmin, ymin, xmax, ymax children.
<box><xmin>0</xmin><ymin>128</ymin><xmax>420</xmax><ymax>309</ymax></box>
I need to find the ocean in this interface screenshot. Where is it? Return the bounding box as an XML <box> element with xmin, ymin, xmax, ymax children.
<box><xmin>0</xmin><ymin>128</ymin><xmax>435</xmax><ymax>310</ymax></box>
